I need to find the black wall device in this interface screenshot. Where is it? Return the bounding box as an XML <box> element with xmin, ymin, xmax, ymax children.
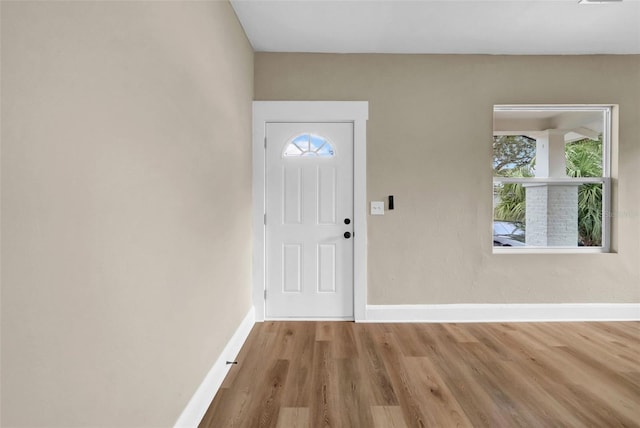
<box><xmin>388</xmin><ymin>195</ymin><xmax>394</xmax><ymax>210</ymax></box>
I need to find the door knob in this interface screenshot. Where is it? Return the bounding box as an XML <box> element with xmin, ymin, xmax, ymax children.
<box><xmin>344</xmin><ymin>231</ymin><xmax>352</xmax><ymax>239</ymax></box>
<box><xmin>344</xmin><ymin>218</ymin><xmax>351</xmax><ymax>225</ymax></box>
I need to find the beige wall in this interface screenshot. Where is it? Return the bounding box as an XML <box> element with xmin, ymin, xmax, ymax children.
<box><xmin>255</xmin><ymin>53</ymin><xmax>640</xmax><ymax>305</ymax></box>
<box><xmin>2</xmin><ymin>3</ymin><xmax>638</xmax><ymax>425</ymax></box>
<box><xmin>1</xmin><ymin>1</ymin><xmax>253</xmax><ymax>426</ymax></box>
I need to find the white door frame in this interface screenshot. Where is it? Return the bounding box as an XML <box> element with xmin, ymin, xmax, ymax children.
<box><xmin>252</xmin><ymin>101</ymin><xmax>368</xmax><ymax>322</ymax></box>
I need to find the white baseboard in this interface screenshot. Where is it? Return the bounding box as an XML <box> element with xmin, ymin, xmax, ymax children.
<box><xmin>363</xmin><ymin>303</ymin><xmax>640</xmax><ymax>323</ymax></box>
<box><xmin>174</xmin><ymin>306</ymin><xmax>255</xmax><ymax>428</ymax></box>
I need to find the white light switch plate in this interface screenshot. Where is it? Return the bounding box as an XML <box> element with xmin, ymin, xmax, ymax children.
<box><xmin>371</xmin><ymin>201</ymin><xmax>385</xmax><ymax>215</ymax></box>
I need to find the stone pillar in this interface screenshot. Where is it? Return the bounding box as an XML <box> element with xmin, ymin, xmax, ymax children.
<box><xmin>525</xmin><ymin>184</ymin><xmax>579</xmax><ymax>246</ymax></box>
<box><xmin>525</xmin><ymin>130</ymin><xmax>579</xmax><ymax>246</ymax></box>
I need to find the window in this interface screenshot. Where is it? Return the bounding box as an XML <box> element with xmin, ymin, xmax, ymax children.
<box><xmin>283</xmin><ymin>133</ymin><xmax>335</xmax><ymax>157</ymax></box>
<box><xmin>493</xmin><ymin>105</ymin><xmax>612</xmax><ymax>252</ymax></box>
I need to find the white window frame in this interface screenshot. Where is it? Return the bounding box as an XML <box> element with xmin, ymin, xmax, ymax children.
<box><xmin>493</xmin><ymin>105</ymin><xmax>612</xmax><ymax>254</ymax></box>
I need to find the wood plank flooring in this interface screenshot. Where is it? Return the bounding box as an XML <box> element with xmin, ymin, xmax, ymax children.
<box><xmin>199</xmin><ymin>321</ymin><xmax>640</xmax><ymax>427</ymax></box>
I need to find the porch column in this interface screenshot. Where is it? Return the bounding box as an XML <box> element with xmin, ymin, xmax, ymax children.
<box><xmin>525</xmin><ymin>130</ymin><xmax>579</xmax><ymax>246</ymax></box>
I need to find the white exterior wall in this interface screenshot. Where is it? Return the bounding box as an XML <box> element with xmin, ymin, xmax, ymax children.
<box><xmin>526</xmin><ymin>185</ymin><xmax>548</xmax><ymax>245</ymax></box>
<box><xmin>525</xmin><ymin>184</ymin><xmax>579</xmax><ymax>246</ymax></box>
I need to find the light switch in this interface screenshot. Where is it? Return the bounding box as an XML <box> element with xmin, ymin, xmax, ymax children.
<box><xmin>371</xmin><ymin>201</ymin><xmax>385</xmax><ymax>215</ymax></box>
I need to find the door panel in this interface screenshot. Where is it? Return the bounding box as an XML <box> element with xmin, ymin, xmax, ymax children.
<box><xmin>317</xmin><ymin>167</ymin><xmax>337</xmax><ymax>224</ymax></box>
<box><xmin>283</xmin><ymin>167</ymin><xmax>302</xmax><ymax>224</ymax></box>
<box><xmin>282</xmin><ymin>244</ymin><xmax>302</xmax><ymax>293</ymax></box>
<box><xmin>266</xmin><ymin>122</ymin><xmax>354</xmax><ymax>319</ymax></box>
<box><xmin>318</xmin><ymin>244</ymin><xmax>336</xmax><ymax>292</ymax></box>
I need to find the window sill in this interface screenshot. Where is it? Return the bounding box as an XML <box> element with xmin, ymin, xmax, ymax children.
<box><xmin>493</xmin><ymin>247</ymin><xmax>609</xmax><ymax>254</ymax></box>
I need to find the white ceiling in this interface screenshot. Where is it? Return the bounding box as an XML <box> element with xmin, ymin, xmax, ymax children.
<box><xmin>230</xmin><ymin>0</ymin><xmax>640</xmax><ymax>54</ymax></box>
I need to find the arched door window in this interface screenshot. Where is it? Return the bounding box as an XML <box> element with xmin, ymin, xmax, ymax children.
<box><xmin>283</xmin><ymin>134</ymin><xmax>335</xmax><ymax>158</ymax></box>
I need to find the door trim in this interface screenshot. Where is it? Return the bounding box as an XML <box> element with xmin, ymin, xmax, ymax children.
<box><xmin>252</xmin><ymin>101</ymin><xmax>368</xmax><ymax>321</ymax></box>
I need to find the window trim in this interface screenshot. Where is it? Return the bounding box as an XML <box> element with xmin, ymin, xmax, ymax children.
<box><xmin>492</xmin><ymin>104</ymin><xmax>612</xmax><ymax>254</ymax></box>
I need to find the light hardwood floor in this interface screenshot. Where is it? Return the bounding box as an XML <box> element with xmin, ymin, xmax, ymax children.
<box><xmin>199</xmin><ymin>321</ymin><xmax>640</xmax><ymax>427</ymax></box>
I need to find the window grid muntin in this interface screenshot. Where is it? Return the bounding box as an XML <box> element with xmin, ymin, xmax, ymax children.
<box><xmin>283</xmin><ymin>133</ymin><xmax>335</xmax><ymax>158</ymax></box>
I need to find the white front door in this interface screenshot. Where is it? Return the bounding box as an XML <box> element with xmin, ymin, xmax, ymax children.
<box><xmin>265</xmin><ymin>122</ymin><xmax>354</xmax><ymax>319</ymax></box>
